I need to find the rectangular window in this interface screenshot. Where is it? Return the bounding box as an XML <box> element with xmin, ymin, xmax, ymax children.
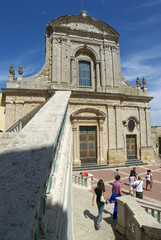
<box><xmin>79</xmin><ymin>61</ymin><xmax>91</xmax><ymax>86</ymax></box>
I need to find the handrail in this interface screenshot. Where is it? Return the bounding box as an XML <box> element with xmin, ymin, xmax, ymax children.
<box><xmin>6</xmin><ymin>99</ymin><xmax>49</xmax><ymax>132</ymax></box>
<box><xmin>116</xmin><ymin>195</ymin><xmax>161</xmax><ymax>240</ymax></box>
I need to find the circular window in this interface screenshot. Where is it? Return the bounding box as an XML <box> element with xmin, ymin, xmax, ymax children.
<box><xmin>128</xmin><ymin>120</ymin><xmax>135</xmax><ymax>131</ymax></box>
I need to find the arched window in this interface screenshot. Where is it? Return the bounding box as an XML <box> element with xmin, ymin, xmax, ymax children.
<box><xmin>78</xmin><ymin>61</ymin><xmax>91</xmax><ymax>86</ymax></box>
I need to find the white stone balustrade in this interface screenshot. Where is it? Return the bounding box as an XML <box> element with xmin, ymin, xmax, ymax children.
<box><xmin>116</xmin><ymin>195</ymin><xmax>161</xmax><ymax>240</ymax></box>
<box><xmin>73</xmin><ymin>173</ymin><xmax>91</xmax><ymax>189</ymax></box>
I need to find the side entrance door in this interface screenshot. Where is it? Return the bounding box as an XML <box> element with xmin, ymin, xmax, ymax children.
<box><xmin>126</xmin><ymin>135</ymin><xmax>137</xmax><ymax>159</ymax></box>
<box><xmin>79</xmin><ymin>126</ymin><xmax>97</xmax><ymax>164</ymax></box>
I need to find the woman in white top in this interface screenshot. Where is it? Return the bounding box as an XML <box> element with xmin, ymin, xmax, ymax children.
<box><xmin>145</xmin><ymin>170</ymin><xmax>153</xmax><ymax>192</ymax></box>
<box><xmin>129</xmin><ymin>172</ymin><xmax>136</xmax><ymax>196</ymax></box>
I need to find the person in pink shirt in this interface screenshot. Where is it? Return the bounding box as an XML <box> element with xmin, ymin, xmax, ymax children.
<box><xmin>110</xmin><ymin>175</ymin><xmax>123</xmax><ymax>219</ymax></box>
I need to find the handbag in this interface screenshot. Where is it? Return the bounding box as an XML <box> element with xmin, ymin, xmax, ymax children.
<box><xmin>100</xmin><ymin>191</ymin><xmax>106</xmax><ymax>203</ymax></box>
<box><xmin>133</xmin><ymin>181</ymin><xmax>141</xmax><ymax>189</ymax></box>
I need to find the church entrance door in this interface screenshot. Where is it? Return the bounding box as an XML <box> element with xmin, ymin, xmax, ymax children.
<box><xmin>126</xmin><ymin>135</ymin><xmax>137</xmax><ymax>159</ymax></box>
<box><xmin>79</xmin><ymin>126</ymin><xmax>97</xmax><ymax>164</ymax></box>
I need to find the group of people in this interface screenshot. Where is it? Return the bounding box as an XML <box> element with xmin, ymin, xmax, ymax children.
<box><xmin>129</xmin><ymin>167</ymin><xmax>153</xmax><ymax>199</ymax></box>
<box><xmin>89</xmin><ymin>167</ymin><xmax>153</xmax><ymax>230</ymax></box>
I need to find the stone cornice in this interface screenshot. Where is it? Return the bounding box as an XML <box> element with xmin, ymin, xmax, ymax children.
<box><xmin>1</xmin><ymin>88</ymin><xmax>55</xmax><ymax>97</ymax></box>
<box><xmin>70</xmin><ymin>90</ymin><xmax>153</xmax><ymax>103</ymax></box>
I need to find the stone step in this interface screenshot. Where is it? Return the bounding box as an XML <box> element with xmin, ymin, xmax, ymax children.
<box><xmin>125</xmin><ymin>159</ymin><xmax>147</xmax><ymax>167</ymax></box>
<box><xmin>73</xmin><ymin>160</ymin><xmax>147</xmax><ymax>171</ymax></box>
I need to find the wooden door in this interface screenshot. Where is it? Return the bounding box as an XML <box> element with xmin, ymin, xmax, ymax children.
<box><xmin>126</xmin><ymin>135</ymin><xmax>137</xmax><ymax>159</ymax></box>
<box><xmin>79</xmin><ymin>126</ymin><xmax>97</xmax><ymax>163</ymax></box>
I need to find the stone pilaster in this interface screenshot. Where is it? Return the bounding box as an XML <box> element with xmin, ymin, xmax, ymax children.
<box><xmin>96</xmin><ymin>60</ymin><xmax>101</xmax><ymax>90</ymax></box>
<box><xmin>52</xmin><ymin>38</ymin><xmax>58</xmax><ymax>83</ymax></box>
<box><xmin>98</xmin><ymin>120</ymin><xmax>104</xmax><ymax>164</ymax></box>
<box><xmin>145</xmin><ymin>107</ymin><xmax>152</xmax><ymax>147</ymax></box>
<box><xmin>104</xmin><ymin>45</ymin><xmax>113</xmax><ymax>87</ymax></box>
<box><xmin>139</xmin><ymin>107</ymin><xmax>146</xmax><ymax>148</ymax></box>
<box><xmin>108</xmin><ymin>105</ymin><xmax>116</xmax><ymax>149</ymax></box>
<box><xmin>71</xmin><ymin>57</ymin><xmax>76</xmax><ymax>86</ymax></box>
<box><xmin>100</xmin><ymin>45</ymin><xmax>105</xmax><ymax>89</ymax></box>
<box><xmin>61</xmin><ymin>39</ymin><xmax>66</xmax><ymax>83</ymax></box>
<box><xmin>115</xmin><ymin>105</ymin><xmax>123</xmax><ymax>149</ymax></box>
<box><xmin>111</xmin><ymin>45</ymin><xmax>121</xmax><ymax>87</ymax></box>
<box><xmin>72</xmin><ymin>120</ymin><xmax>81</xmax><ymax>166</ymax></box>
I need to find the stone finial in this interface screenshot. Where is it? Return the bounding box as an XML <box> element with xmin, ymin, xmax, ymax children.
<box><xmin>80</xmin><ymin>10</ymin><xmax>87</xmax><ymax>17</ymax></box>
<box><xmin>8</xmin><ymin>64</ymin><xmax>15</xmax><ymax>80</ymax></box>
<box><xmin>18</xmin><ymin>65</ymin><xmax>23</xmax><ymax>75</ymax></box>
<box><xmin>141</xmin><ymin>77</ymin><xmax>148</xmax><ymax>92</ymax></box>
<box><xmin>142</xmin><ymin>77</ymin><xmax>146</xmax><ymax>87</ymax></box>
<box><xmin>18</xmin><ymin>65</ymin><xmax>23</xmax><ymax>81</ymax></box>
<box><xmin>136</xmin><ymin>76</ymin><xmax>141</xmax><ymax>88</ymax></box>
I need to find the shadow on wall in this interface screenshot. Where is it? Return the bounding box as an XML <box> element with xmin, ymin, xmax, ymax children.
<box><xmin>0</xmin><ymin>145</ymin><xmax>69</xmax><ymax>240</ymax></box>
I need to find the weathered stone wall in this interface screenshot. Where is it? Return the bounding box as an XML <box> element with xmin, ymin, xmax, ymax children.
<box><xmin>70</xmin><ymin>92</ymin><xmax>154</xmax><ymax>166</ymax></box>
<box><xmin>0</xmin><ymin>132</ymin><xmax>16</xmax><ymax>153</ymax></box>
<box><xmin>151</xmin><ymin>126</ymin><xmax>161</xmax><ymax>155</ymax></box>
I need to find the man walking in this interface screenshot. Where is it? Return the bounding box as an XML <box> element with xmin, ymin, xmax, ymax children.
<box><xmin>133</xmin><ymin>176</ymin><xmax>143</xmax><ymax>199</ymax></box>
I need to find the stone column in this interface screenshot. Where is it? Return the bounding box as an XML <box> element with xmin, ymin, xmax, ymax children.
<box><xmin>100</xmin><ymin>45</ymin><xmax>105</xmax><ymax>89</ymax></box>
<box><xmin>66</xmin><ymin>39</ymin><xmax>71</xmax><ymax>84</ymax></box>
<box><xmin>145</xmin><ymin>107</ymin><xmax>152</xmax><ymax>147</ymax></box>
<box><xmin>104</xmin><ymin>45</ymin><xmax>113</xmax><ymax>87</ymax></box>
<box><xmin>98</xmin><ymin>120</ymin><xmax>104</xmax><ymax>164</ymax></box>
<box><xmin>139</xmin><ymin>107</ymin><xmax>146</xmax><ymax>148</ymax></box>
<box><xmin>61</xmin><ymin>39</ymin><xmax>66</xmax><ymax>83</ymax></box>
<box><xmin>96</xmin><ymin>60</ymin><xmax>101</xmax><ymax>90</ymax></box>
<box><xmin>111</xmin><ymin>46</ymin><xmax>121</xmax><ymax>87</ymax></box>
<box><xmin>115</xmin><ymin>105</ymin><xmax>123</xmax><ymax>149</ymax></box>
<box><xmin>72</xmin><ymin>120</ymin><xmax>81</xmax><ymax>166</ymax></box>
<box><xmin>71</xmin><ymin>57</ymin><xmax>76</xmax><ymax>86</ymax></box>
<box><xmin>52</xmin><ymin>38</ymin><xmax>58</xmax><ymax>83</ymax></box>
<box><xmin>108</xmin><ymin>105</ymin><xmax>116</xmax><ymax>149</ymax></box>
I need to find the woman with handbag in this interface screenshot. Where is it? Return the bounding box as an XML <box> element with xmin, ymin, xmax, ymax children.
<box><xmin>92</xmin><ymin>179</ymin><xmax>108</xmax><ymax>230</ymax></box>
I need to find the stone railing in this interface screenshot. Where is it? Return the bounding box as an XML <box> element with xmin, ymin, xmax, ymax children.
<box><xmin>6</xmin><ymin>100</ymin><xmax>47</xmax><ymax>132</ymax></box>
<box><xmin>0</xmin><ymin>91</ymin><xmax>72</xmax><ymax>240</ymax></box>
<box><xmin>136</xmin><ymin>199</ymin><xmax>161</xmax><ymax>223</ymax></box>
<box><xmin>73</xmin><ymin>173</ymin><xmax>91</xmax><ymax>189</ymax></box>
<box><xmin>116</xmin><ymin>195</ymin><xmax>161</xmax><ymax>240</ymax></box>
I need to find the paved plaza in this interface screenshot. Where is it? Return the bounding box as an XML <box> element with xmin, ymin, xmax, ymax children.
<box><xmin>73</xmin><ymin>164</ymin><xmax>161</xmax><ymax>240</ymax></box>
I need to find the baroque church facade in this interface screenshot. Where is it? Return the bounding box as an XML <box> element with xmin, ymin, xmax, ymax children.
<box><xmin>2</xmin><ymin>11</ymin><xmax>155</xmax><ymax>166</ymax></box>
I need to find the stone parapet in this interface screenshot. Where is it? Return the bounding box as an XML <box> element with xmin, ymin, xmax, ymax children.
<box><xmin>0</xmin><ymin>91</ymin><xmax>72</xmax><ymax>240</ymax></box>
<box><xmin>116</xmin><ymin>195</ymin><xmax>161</xmax><ymax>240</ymax></box>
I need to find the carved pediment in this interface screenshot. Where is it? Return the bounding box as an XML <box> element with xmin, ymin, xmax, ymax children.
<box><xmin>47</xmin><ymin>15</ymin><xmax>119</xmax><ymax>40</ymax></box>
<box><xmin>70</xmin><ymin>108</ymin><xmax>106</xmax><ymax>121</ymax></box>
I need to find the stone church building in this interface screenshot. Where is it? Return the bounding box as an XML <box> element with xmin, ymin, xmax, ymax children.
<box><xmin>2</xmin><ymin>11</ymin><xmax>155</xmax><ymax>166</ymax></box>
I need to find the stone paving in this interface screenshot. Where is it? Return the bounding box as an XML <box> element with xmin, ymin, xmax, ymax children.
<box><xmin>73</xmin><ymin>163</ymin><xmax>161</xmax><ymax>240</ymax></box>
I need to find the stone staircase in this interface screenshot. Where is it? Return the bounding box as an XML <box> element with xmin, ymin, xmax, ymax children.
<box><xmin>73</xmin><ymin>159</ymin><xmax>147</xmax><ymax>171</ymax></box>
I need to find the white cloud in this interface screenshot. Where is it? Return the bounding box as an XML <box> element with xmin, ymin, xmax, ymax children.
<box><xmin>121</xmin><ymin>44</ymin><xmax>161</xmax><ymax>86</ymax></box>
<box><xmin>137</xmin><ymin>0</ymin><xmax>161</xmax><ymax>8</ymax></box>
<box><xmin>125</xmin><ymin>0</ymin><xmax>161</xmax><ymax>12</ymax></box>
<box><xmin>121</xmin><ymin>44</ymin><xmax>161</xmax><ymax>126</ymax></box>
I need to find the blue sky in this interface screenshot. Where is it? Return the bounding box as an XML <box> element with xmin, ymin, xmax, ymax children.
<box><xmin>0</xmin><ymin>0</ymin><xmax>161</xmax><ymax>125</ymax></box>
